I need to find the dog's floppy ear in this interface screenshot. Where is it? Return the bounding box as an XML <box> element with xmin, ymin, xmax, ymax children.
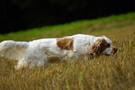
<box><xmin>89</xmin><ymin>38</ymin><xmax>106</xmax><ymax>56</ymax></box>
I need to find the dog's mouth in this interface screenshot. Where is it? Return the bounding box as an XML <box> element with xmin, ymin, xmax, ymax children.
<box><xmin>105</xmin><ymin>52</ymin><xmax>117</xmax><ymax>56</ymax></box>
<box><xmin>105</xmin><ymin>54</ymin><xmax>111</xmax><ymax>56</ymax></box>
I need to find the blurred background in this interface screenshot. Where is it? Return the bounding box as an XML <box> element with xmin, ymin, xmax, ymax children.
<box><xmin>0</xmin><ymin>0</ymin><xmax>135</xmax><ymax>34</ymax></box>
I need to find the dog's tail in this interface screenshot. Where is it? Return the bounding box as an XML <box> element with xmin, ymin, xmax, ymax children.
<box><xmin>0</xmin><ymin>40</ymin><xmax>28</xmax><ymax>60</ymax></box>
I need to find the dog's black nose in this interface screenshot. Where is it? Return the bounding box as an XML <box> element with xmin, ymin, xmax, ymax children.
<box><xmin>113</xmin><ymin>47</ymin><xmax>117</xmax><ymax>53</ymax></box>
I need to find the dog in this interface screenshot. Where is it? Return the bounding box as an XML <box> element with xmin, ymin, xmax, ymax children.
<box><xmin>0</xmin><ymin>34</ymin><xmax>117</xmax><ymax>70</ymax></box>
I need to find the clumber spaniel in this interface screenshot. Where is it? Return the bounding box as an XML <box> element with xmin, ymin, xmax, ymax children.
<box><xmin>0</xmin><ymin>34</ymin><xmax>117</xmax><ymax>70</ymax></box>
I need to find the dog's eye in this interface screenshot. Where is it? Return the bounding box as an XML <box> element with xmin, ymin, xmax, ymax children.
<box><xmin>107</xmin><ymin>44</ymin><xmax>110</xmax><ymax>47</ymax></box>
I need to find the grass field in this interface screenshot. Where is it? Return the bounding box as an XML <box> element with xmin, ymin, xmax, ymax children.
<box><xmin>0</xmin><ymin>13</ymin><xmax>135</xmax><ymax>90</ymax></box>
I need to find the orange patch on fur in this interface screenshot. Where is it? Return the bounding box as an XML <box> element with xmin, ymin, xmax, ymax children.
<box><xmin>90</xmin><ymin>38</ymin><xmax>110</xmax><ymax>55</ymax></box>
<box><xmin>57</xmin><ymin>38</ymin><xmax>74</xmax><ymax>50</ymax></box>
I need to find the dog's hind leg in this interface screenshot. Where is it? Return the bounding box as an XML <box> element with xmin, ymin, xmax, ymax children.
<box><xmin>14</xmin><ymin>58</ymin><xmax>27</xmax><ymax>70</ymax></box>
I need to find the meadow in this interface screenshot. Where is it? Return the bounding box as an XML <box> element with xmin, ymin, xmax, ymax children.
<box><xmin>0</xmin><ymin>13</ymin><xmax>135</xmax><ymax>90</ymax></box>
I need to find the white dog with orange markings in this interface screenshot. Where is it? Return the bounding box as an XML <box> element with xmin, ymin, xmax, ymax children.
<box><xmin>0</xmin><ymin>34</ymin><xmax>117</xmax><ymax>70</ymax></box>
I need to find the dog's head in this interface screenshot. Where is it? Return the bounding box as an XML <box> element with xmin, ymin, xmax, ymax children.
<box><xmin>89</xmin><ymin>36</ymin><xmax>117</xmax><ymax>56</ymax></box>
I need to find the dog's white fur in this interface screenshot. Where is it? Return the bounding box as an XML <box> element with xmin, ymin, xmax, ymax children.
<box><xmin>0</xmin><ymin>34</ymin><xmax>117</xmax><ymax>70</ymax></box>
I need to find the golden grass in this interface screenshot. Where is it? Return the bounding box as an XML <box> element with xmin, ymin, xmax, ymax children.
<box><xmin>0</xmin><ymin>14</ymin><xmax>135</xmax><ymax>90</ymax></box>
